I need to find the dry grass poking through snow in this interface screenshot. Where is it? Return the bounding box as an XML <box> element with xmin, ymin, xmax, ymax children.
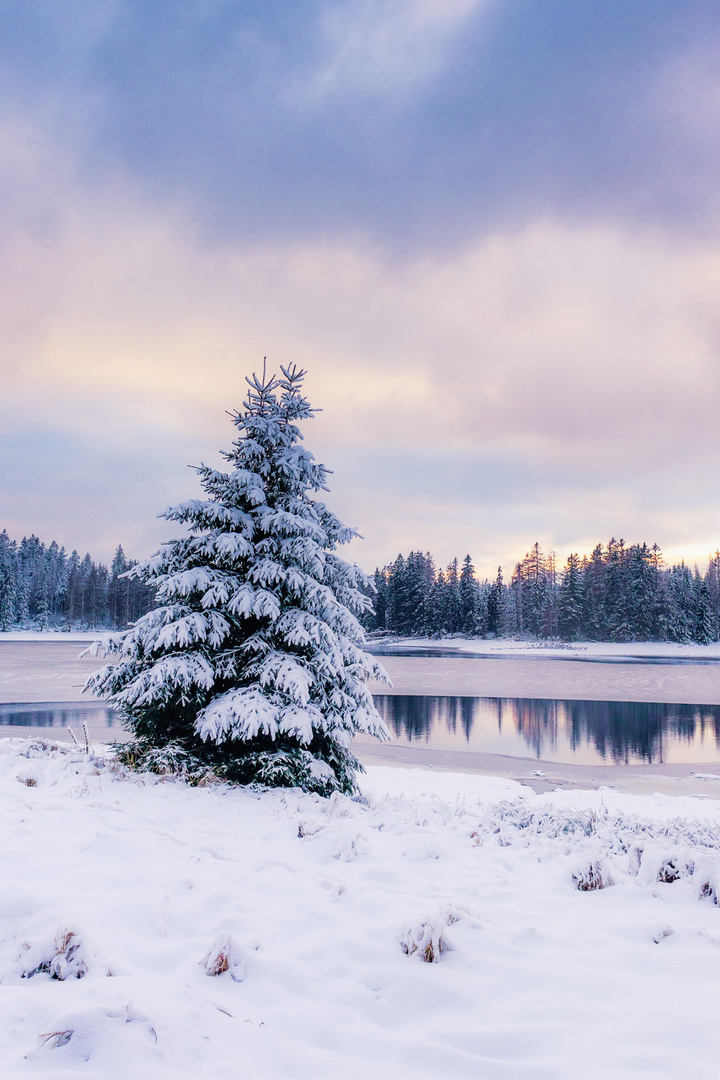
<box><xmin>0</xmin><ymin>737</ymin><xmax>719</xmax><ymax>1079</ymax></box>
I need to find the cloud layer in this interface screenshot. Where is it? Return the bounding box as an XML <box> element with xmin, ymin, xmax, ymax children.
<box><xmin>1</xmin><ymin>2</ymin><xmax>719</xmax><ymax>575</ymax></box>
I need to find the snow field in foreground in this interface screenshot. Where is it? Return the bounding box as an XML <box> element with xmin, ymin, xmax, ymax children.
<box><xmin>1</xmin><ymin>745</ymin><xmax>719</xmax><ymax>1079</ymax></box>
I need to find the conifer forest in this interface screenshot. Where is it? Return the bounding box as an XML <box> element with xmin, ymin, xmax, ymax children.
<box><xmin>0</xmin><ymin>530</ymin><xmax>155</xmax><ymax>631</ymax></box>
<box><xmin>2</xmin><ymin>528</ymin><xmax>720</xmax><ymax>644</ymax></box>
<box><xmin>367</xmin><ymin>541</ymin><xmax>720</xmax><ymax>644</ymax></box>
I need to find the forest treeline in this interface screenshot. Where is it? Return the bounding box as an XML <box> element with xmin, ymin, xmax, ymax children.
<box><xmin>3</xmin><ymin>527</ymin><xmax>720</xmax><ymax>644</ymax></box>
<box><xmin>367</xmin><ymin>540</ymin><xmax>720</xmax><ymax>643</ymax></box>
<box><xmin>0</xmin><ymin>530</ymin><xmax>155</xmax><ymax>631</ymax></box>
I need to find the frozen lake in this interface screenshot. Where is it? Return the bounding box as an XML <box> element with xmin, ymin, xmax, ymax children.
<box><xmin>366</xmin><ymin>645</ymin><xmax>720</xmax><ymax>704</ymax></box>
<box><xmin>0</xmin><ymin>640</ymin><xmax>101</xmax><ymax>704</ymax></box>
<box><xmin>5</xmin><ymin>637</ymin><xmax>720</xmax><ymax>706</ymax></box>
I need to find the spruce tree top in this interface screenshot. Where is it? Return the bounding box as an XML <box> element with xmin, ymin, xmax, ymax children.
<box><xmin>87</xmin><ymin>363</ymin><xmax>389</xmax><ymax>794</ymax></box>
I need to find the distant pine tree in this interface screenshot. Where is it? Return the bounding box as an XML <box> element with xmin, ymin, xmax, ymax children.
<box><xmin>36</xmin><ymin>589</ymin><xmax>50</xmax><ymax>631</ymax></box>
<box><xmin>366</xmin><ymin>568</ymin><xmax>388</xmax><ymax>632</ymax></box>
<box><xmin>694</xmin><ymin>570</ymin><xmax>715</xmax><ymax>644</ymax></box>
<box><xmin>426</xmin><ymin>568</ymin><xmax>448</xmax><ymax>636</ymax></box>
<box><xmin>413</xmin><ymin>552</ymin><xmax>435</xmax><ymax>636</ymax></box>
<box><xmin>667</xmin><ymin>563</ymin><xmax>694</xmax><ymax>642</ymax></box>
<box><xmin>706</xmin><ymin>550</ymin><xmax>720</xmax><ymax>630</ymax></box>
<box><xmin>558</xmin><ymin>553</ymin><xmax>583</xmax><ymax>641</ymax></box>
<box><xmin>108</xmin><ymin>545</ymin><xmax>129</xmax><ymax>629</ymax></box>
<box><xmin>627</xmin><ymin>543</ymin><xmax>658</xmax><ymax>640</ymax></box>
<box><xmin>605</xmin><ymin>538</ymin><xmax>631</xmax><ymax>641</ymax></box>
<box><xmin>400</xmin><ymin>552</ymin><xmax>435</xmax><ymax>636</ymax></box>
<box><xmin>444</xmin><ymin>557</ymin><xmax>462</xmax><ymax>634</ymax></box>
<box><xmin>459</xmin><ymin>554</ymin><xmax>481</xmax><ymax>635</ymax></box>
<box><xmin>518</xmin><ymin>542</ymin><xmax>548</xmax><ymax>639</ymax></box>
<box><xmin>583</xmin><ymin>544</ymin><xmax>606</xmax><ymax>640</ymax></box>
<box><xmin>0</xmin><ymin>530</ymin><xmax>16</xmax><ymax>631</ymax></box>
<box><xmin>486</xmin><ymin>566</ymin><xmax>504</xmax><ymax>636</ymax></box>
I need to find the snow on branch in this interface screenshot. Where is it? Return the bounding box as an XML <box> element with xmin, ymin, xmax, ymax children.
<box><xmin>196</xmin><ymin>687</ymin><xmax>280</xmax><ymax>741</ymax></box>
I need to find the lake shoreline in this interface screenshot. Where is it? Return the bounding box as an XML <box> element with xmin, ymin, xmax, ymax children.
<box><xmin>353</xmin><ymin>737</ymin><xmax>720</xmax><ymax>797</ymax></box>
<box><xmin>2</xmin><ymin>723</ymin><xmax>719</xmax><ymax>799</ymax></box>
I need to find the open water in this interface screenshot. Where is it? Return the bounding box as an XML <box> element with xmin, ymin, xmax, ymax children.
<box><xmin>373</xmin><ymin>694</ymin><xmax>720</xmax><ymax>765</ymax></box>
<box><xmin>2</xmin><ymin>695</ymin><xmax>720</xmax><ymax>765</ymax></box>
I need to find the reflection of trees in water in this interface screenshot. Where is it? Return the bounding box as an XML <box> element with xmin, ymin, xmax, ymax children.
<box><xmin>508</xmin><ymin>698</ymin><xmax>720</xmax><ymax>763</ymax></box>
<box><xmin>373</xmin><ymin>695</ymin><xmax>720</xmax><ymax>763</ymax></box>
<box><xmin>562</xmin><ymin>700</ymin><xmax>720</xmax><ymax>764</ymax></box>
<box><xmin>374</xmin><ymin>696</ymin><xmax>476</xmax><ymax>744</ymax></box>
<box><xmin>374</xmin><ymin>696</ymin><xmax>433</xmax><ymax>742</ymax></box>
<box><xmin>0</xmin><ymin>706</ymin><xmax>116</xmax><ymax>728</ymax></box>
<box><xmin>563</xmin><ymin>700</ymin><xmax>666</xmax><ymax>763</ymax></box>
<box><xmin>507</xmin><ymin>698</ymin><xmax>559</xmax><ymax>759</ymax></box>
<box><xmin>697</xmin><ymin>706</ymin><xmax>720</xmax><ymax>747</ymax></box>
<box><xmin>376</xmin><ymin>695</ymin><xmax>561</xmax><ymax>758</ymax></box>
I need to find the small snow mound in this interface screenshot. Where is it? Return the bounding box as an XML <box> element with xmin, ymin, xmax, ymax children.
<box><xmin>635</xmin><ymin>845</ymin><xmax>696</xmax><ymax>885</ymax></box>
<box><xmin>26</xmin><ymin>1005</ymin><xmax>159</xmax><ymax>1065</ymax></box>
<box><xmin>16</xmin><ymin>928</ymin><xmax>90</xmax><ymax>981</ymax></box>
<box><xmin>653</xmin><ymin>924</ymin><xmax>674</xmax><ymax>943</ymax></box>
<box><xmin>400</xmin><ymin>906</ymin><xmax>463</xmax><ymax>963</ymax></box>
<box><xmin>692</xmin><ymin>856</ymin><xmax>720</xmax><ymax>904</ymax></box>
<box><xmin>698</xmin><ymin>879</ymin><xmax>719</xmax><ymax>904</ymax></box>
<box><xmin>572</xmin><ymin>859</ymin><xmax>613</xmax><ymax>892</ymax></box>
<box><xmin>658</xmin><ymin>857</ymin><xmax>694</xmax><ymax>883</ymax></box>
<box><xmin>332</xmin><ymin>833</ymin><xmax>368</xmax><ymax>861</ymax></box>
<box><xmin>202</xmin><ymin>935</ymin><xmax>247</xmax><ymax>981</ymax></box>
<box><xmin>9</xmin><ymin>737</ymin><xmax>68</xmax><ymax>759</ymax></box>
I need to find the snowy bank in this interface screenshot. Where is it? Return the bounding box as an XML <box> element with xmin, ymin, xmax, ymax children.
<box><xmin>0</xmin><ymin>631</ymin><xmax>99</xmax><ymax>643</ymax></box>
<box><xmin>374</xmin><ymin>636</ymin><xmax>720</xmax><ymax>662</ymax></box>
<box><xmin>0</xmin><ymin>739</ymin><xmax>718</xmax><ymax>1079</ymax></box>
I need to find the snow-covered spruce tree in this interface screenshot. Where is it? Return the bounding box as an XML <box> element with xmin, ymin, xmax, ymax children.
<box><xmin>86</xmin><ymin>364</ymin><xmax>390</xmax><ymax>794</ymax></box>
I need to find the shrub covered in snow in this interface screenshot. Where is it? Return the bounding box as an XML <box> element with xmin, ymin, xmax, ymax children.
<box><xmin>86</xmin><ymin>364</ymin><xmax>389</xmax><ymax>794</ymax></box>
<box><xmin>15</xmin><ymin>927</ymin><xmax>91</xmax><ymax>982</ymax></box>
<box><xmin>202</xmin><ymin>935</ymin><xmax>247</xmax><ymax>981</ymax></box>
<box><xmin>572</xmin><ymin>859</ymin><xmax>613</xmax><ymax>891</ymax></box>
<box><xmin>400</xmin><ymin>906</ymin><xmax>463</xmax><ymax>962</ymax></box>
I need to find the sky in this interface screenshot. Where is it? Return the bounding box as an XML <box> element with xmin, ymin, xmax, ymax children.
<box><xmin>1</xmin><ymin>0</ymin><xmax>720</xmax><ymax>578</ymax></box>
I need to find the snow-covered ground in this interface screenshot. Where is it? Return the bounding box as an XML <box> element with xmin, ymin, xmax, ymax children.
<box><xmin>1</xmin><ymin>738</ymin><xmax>719</xmax><ymax>1079</ymax></box>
